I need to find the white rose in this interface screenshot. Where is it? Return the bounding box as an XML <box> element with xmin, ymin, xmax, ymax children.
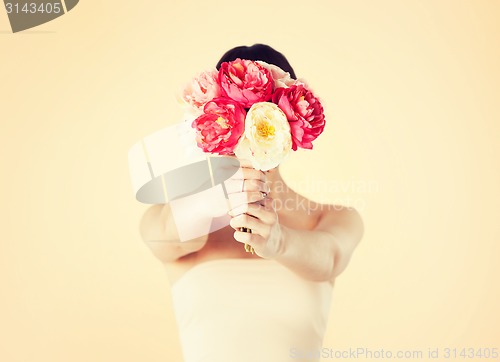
<box><xmin>234</xmin><ymin>102</ymin><xmax>292</xmax><ymax>171</ymax></box>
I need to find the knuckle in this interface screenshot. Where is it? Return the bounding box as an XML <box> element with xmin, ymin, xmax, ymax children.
<box><xmin>244</xmin><ymin>203</ymin><xmax>254</xmax><ymax>214</ymax></box>
<box><xmin>239</xmin><ymin>232</ymin><xmax>251</xmax><ymax>243</ymax></box>
<box><xmin>243</xmin><ymin>193</ymin><xmax>251</xmax><ymax>204</ymax></box>
<box><xmin>254</xmin><ymin>192</ymin><xmax>264</xmax><ymax>202</ymax></box>
<box><xmin>246</xmin><ymin>179</ymin><xmax>257</xmax><ymax>190</ymax></box>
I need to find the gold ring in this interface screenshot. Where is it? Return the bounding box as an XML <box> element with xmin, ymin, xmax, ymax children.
<box><xmin>244</xmin><ymin>243</ymin><xmax>255</xmax><ymax>254</ymax></box>
<box><xmin>240</xmin><ymin>227</ymin><xmax>254</xmax><ymax>254</ymax></box>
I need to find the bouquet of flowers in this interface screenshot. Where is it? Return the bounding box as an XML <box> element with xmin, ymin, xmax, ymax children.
<box><xmin>181</xmin><ymin>58</ymin><xmax>326</xmax><ymax>171</ymax></box>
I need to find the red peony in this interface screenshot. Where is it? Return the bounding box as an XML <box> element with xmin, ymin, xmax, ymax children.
<box><xmin>272</xmin><ymin>84</ymin><xmax>326</xmax><ymax>150</ymax></box>
<box><xmin>191</xmin><ymin>98</ymin><xmax>246</xmax><ymax>155</ymax></box>
<box><xmin>218</xmin><ymin>59</ymin><xmax>273</xmax><ymax>109</ymax></box>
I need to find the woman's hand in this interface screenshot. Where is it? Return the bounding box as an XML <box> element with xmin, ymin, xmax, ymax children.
<box><xmin>225</xmin><ymin>161</ymin><xmax>283</xmax><ymax>259</ymax></box>
<box><xmin>223</xmin><ymin>158</ymin><xmax>364</xmax><ymax>282</ymax></box>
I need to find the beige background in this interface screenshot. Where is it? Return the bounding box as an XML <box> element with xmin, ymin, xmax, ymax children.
<box><xmin>1</xmin><ymin>1</ymin><xmax>499</xmax><ymax>361</ymax></box>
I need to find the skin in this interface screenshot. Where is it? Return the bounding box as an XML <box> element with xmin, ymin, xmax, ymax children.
<box><xmin>139</xmin><ymin>158</ymin><xmax>364</xmax><ymax>286</ymax></box>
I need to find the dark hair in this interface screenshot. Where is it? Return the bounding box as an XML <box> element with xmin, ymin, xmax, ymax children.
<box><xmin>216</xmin><ymin>43</ymin><xmax>297</xmax><ymax>79</ymax></box>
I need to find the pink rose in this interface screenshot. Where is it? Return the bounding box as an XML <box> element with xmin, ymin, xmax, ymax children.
<box><xmin>191</xmin><ymin>98</ymin><xmax>246</xmax><ymax>155</ymax></box>
<box><xmin>273</xmin><ymin>84</ymin><xmax>326</xmax><ymax>150</ymax></box>
<box><xmin>256</xmin><ymin>61</ymin><xmax>296</xmax><ymax>88</ymax></box>
<box><xmin>182</xmin><ymin>69</ymin><xmax>222</xmax><ymax>110</ymax></box>
<box><xmin>218</xmin><ymin>59</ymin><xmax>273</xmax><ymax>108</ymax></box>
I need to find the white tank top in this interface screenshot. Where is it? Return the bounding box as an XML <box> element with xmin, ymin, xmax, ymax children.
<box><xmin>170</xmin><ymin>258</ymin><xmax>333</xmax><ymax>362</ymax></box>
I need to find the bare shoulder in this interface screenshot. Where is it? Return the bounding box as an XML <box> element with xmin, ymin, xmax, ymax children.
<box><xmin>139</xmin><ymin>203</ymin><xmax>211</xmax><ymax>264</ymax></box>
<box><xmin>139</xmin><ymin>204</ymin><xmax>171</xmax><ymax>241</ymax></box>
<box><xmin>315</xmin><ymin>203</ymin><xmax>364</xmax><ymax>243</ymax></box>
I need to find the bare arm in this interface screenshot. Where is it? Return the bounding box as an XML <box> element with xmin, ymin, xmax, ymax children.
<box><xmin>277</xmin><ymin>206</ymin><xmax>364</xmax><ymax>282</ymax></box>
<box><xmin>231</xmin><ymin>203</ymin><xmax>364</xmax><ymax>283</ymax></box>
<box><xmin>227</xmin><ymin>164</ymin><xmax>364</xmax><ymax>282</ymax></box>
<box><xmin>139</xmin><ymin>203</ymin><xmax>208</xmax><ymax>263</ymax></box>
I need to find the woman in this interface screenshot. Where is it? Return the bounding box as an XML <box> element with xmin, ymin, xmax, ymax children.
<box><xmin>139</xmin><ymin>44</ymin><xmax>364</xmax><ymax>362</ymax></box>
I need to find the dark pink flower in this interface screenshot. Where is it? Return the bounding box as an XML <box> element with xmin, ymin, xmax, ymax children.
<box><xmin>273</xmin><ymin>84</ymin><xmax>326</xmax><ymax>150</ymax></box>
<box><xmin>218</xmin><ymin>59</ymin><xmax>273</xmax><ymax>108</ymax></box>
<box><xmin>191</xmin><ymin>98</ymin><xmax>246</xmax><ymax>154</ymax></box>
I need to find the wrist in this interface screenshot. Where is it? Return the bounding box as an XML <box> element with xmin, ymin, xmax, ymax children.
<box><xmin>275</xmin><ymin>224</ymin><xmax>290</xmax><ymax>259</ymax></box>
